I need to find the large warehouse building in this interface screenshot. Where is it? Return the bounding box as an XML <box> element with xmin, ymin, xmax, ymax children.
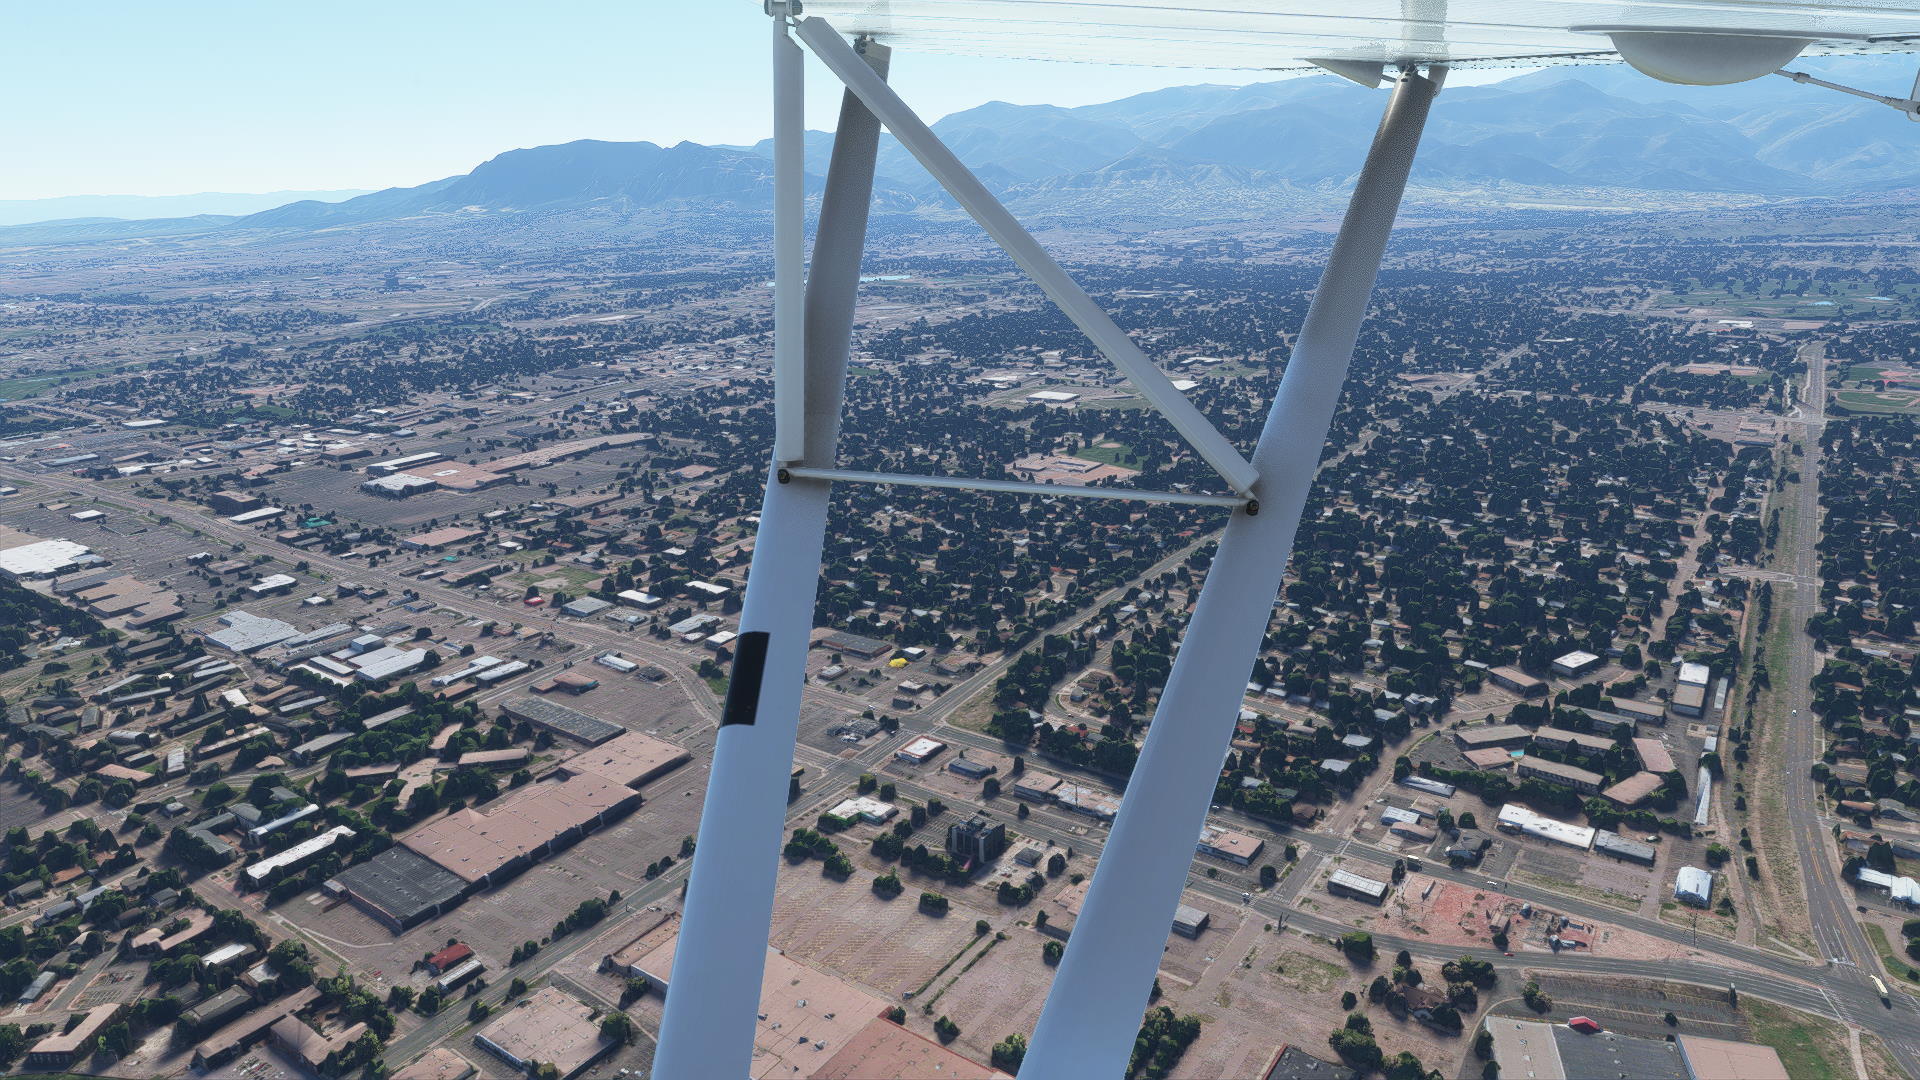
<box><xmin>324</xmin><ymin>846</ymin><xmax>471</xmax><ymax>932</ymax></box>
<box><xmin>498</xmin><ymin>696</ymin><xmax>625</xmax><ymax>745</ymax></box>
<box><xmin>399</xmin><ymin>773</ymin><xmax>641</xmax><ymax>887</ymax></box>
<box><xmin>554</xmin><ymin>730</ymin><xmax>692</xmax><ymax>790</ymax></box>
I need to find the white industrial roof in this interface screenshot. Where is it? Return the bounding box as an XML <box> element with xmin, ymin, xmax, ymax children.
<box><xmin>0</xmin><ymin>539</ymin><xmax>90</xmax><ymax>577</ymax></box>
<box><xmin>795</xmin><ymin>0</ymin><xmax>1920</xmax><ymax>70</ymax></box>
<box><xmin>1329</xmin><ymin>868</ymin><xmax>1389</xmax><ymax>895</ymax></box>
<box><xmin>1674</xmin><ymin>864</ymin><xmax>1714</xmax><ymax>900</ymax></box>
<box><xmin>205</xmin><ymin>610</ymin><xmax>300</xmax><ymax>652</ymax></box>
<box><xmin>1497</xmin><ymin>802</ymin><xmax>1596</xmax><ymax>848</ymax></box>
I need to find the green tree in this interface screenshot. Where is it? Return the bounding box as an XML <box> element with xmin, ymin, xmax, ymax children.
<box><xmin>990</xmin><ymin>1032</ymin><xmax>1028</xmax><ymax>1074</ymax></box>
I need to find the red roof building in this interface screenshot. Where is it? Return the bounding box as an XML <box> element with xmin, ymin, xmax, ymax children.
<box><xmin>426</xmin><ymin>942</ymin><xmax>473</xmax><ymax>974</ymax></box>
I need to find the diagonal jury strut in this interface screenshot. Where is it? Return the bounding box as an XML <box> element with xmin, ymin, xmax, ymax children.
<box><xmin>794</xmin><ymin>15</ymin><xmax>1260</xmax><ymax>500</ymax></box>
<box><xmin>1019</xmin><ymin>64</ymin><xmax>1446</xmax><ymax>1080</ymax></box>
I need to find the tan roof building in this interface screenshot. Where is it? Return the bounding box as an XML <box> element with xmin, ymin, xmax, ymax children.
<box><xmin>455</xmin><ymin>747</ymin><xmax>530</xmax><ymax>769</ymax></box>
<box><xmin>1603</xmin><ymin>771</ymin><xmax>1666</xmax><ymax>807</ymax></box>
<box><xmin>391</xmin><ymin>1048</ymin><xmax>479</xmax><ymax>1080</ymax></box>
<box><xmin>614</xmin><ymin>926</ymin><xmax>995</xmax><ymax>1079</ymax></box>
<box><xmin>1197</xmin><ymin>825</ymin><xmax>1265</xmax><ymax>864</ymax></box>
<box><xmin>1453</xmin><ymin>724</ymin><xmax>1534</xmax><ymax>749</ymax></box>
<box><xmin>1633</xmin><ymin>736</ymin><xmax>1677</xmax><ymax>774</ymax></box>
<box><xmin>1463</xmin><ymin>746</ymin><xmax>1519</xmax><ymax>769</ymax></box>
<box><xmin>1531</xmin><ymin>728</ymin><xmax>1615</xmax><ymax>755</ymax></box>
<box><xmin>27</xmin><ymin>1003</ymin><xmax>126</xmax><ymax>1068</ymax></box>
<box><xmin>473</xmin><ymin>986</ymin><xmax>615</xmax><ymax>1080</ymax></box>
<box><xmin>816</xmin><ymin>1018</ymin><xmax>1009</xmax><ymax>1078</ymax></box>
<box><xmin>1677</xmin><ymin>1035</ymin><xmax>1790</xmax><ymax>1080</ymax></box>
<box><xmin>270</xmin><ymin>1016</ymin><xmax>367</xmax><ymax>1070</ymax></box>
<box><xmin>1514</xmin><ymin>756</ymin><xmax>1606</xmax><ymax>793</ymax></box>
<box><xmin>556</xmin><ymin>730</ymin><xmax>692</xmax><ymax>790</ymax></box>
<box><xmin>401</xmin><ymin>773</ymin><xmax>640</xmax><ymax>884</ymax></box>
<box><xmin>402</xmin><ymin>526</ymin><xmax>482</xmax><ymax>550</ymax></box>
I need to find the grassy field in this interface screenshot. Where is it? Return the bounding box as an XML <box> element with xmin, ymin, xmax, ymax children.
<box><xmin>1831</xmin><ymin>389</ymin><xmax>1920</xmax><ymax>416</ymax></box>
<box><xmin>1863</xmin><ymin>922</ymin><xmax>1920</xmax><ymax>983</ymax></box>
<box><xmin>1078</xmin><ymin>395</ymin><xmax>1145</xmax><ymax>411</ymax></box>
<box><xmin>0</xmin><ymin>362</ymin><xmax>141</xmax><ymax>400</ymax></box>
<box><xmin>1742</xmin><ymin>998</ymin><xmax>1856</xmax><ymax>1080</ymax></box>
<box><xmin>1662</xmin><ymin>279</ymin><xmax>1916</xmax><ymax>320</ymax></box>
<box><xmin>1073</xmin><ymin>442</ymin><xmax>1141</xmax><ymax>469</ymax></box>
<box><xmin>509</xmin><ymin>565</ymin><xmax>601</xmax><ymax>589</ymax></box>
<box><xmin>1513</xmin><ymin>869</ymin><xmax>1640</xmax><ymax>912</ymax></box>
<box><xmin>1268</xmin><ymin>949</ymin><xmax>1347</xmax><ymax>994</ymax></box>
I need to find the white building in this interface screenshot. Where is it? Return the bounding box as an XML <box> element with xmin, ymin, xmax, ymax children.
<box><xmin>828</xmin><ymin>796</ymin><xmax>898</xmax><ymax>824</ymax></box>
<box><xmin>1674</xmin><ymin>865</ymin><xmax>1713</xmax><ymax>907</ymax></box>
<box><xmin>1495</xmin><ymin>803</ymin><xmax>1595</xmax><ymax>850</ymax></box>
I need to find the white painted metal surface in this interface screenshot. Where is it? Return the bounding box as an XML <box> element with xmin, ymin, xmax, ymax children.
<box><xmin>653</xmin><ymin>33</ymin><xmax>891</xmax><ymax>1080</ymax></box>
<box><xmin>794</xmin><ymin>0</ymin><xmax>1920</xmax><ymax>69</ymax></box>
<box><xmin>796</xmin><ymin>16</ymin><xmax>1260</xmax><ymax>499</ymax></box>
<box><xmin>771</xmin><ymin>9</ymin><xmax>806</xmax><ymax>465</ymax></box>
<box><xmin>1022</xmin><ymin>67</ymin><xmax>1446</xmax><ymax>1079</ymax></box>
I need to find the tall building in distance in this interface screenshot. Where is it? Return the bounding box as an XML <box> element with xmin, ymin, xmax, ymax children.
<box><xmin>946</xmin><ymin>814</ymin><xmax>1006</xmax><ymax>868</ymax></box>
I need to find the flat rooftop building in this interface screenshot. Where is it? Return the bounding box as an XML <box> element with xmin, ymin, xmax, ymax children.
<box><xmin>367</xmin><ymin>451</ymin><xmax>445</xmax><ymax>475</ymax></box>
<box><xmin>1677</xmin><ymin>1036</ymin><xmax>1790</xmax><ymax>1080</ymax></box>
<box><xmin>830</xmin><ymin>796</ymin><xmax>899</xmax><ymax>824</ymax></box>
<box><xmin>1515</xmin><ymin>756</ymin><xmax>1605</xmax><ymax>793</ymax></box>
<box><xmin>1171</xmin><ymin>903</ymin><xmax>1210</xmax><ymax>937</ymax></box>
<box><xmin>473</xmin><ymin>986</ymin><xmax>615</xmax><ymax>1080</ymax></box>
<box><xmin>817</xmin><ymin>629</ymin><xmax>893</xmax><ymax>660</ymax></box>
<box><xmin>1013</xmin><ymin>772</ymin><xmax>1064</xmax><ymax>801</ymax></box>
<box><xmin>1593</xmin><ymin>829</ymin><xmax>1657</xmax><ymax>866</ymax></box>
<box><xmin>1556</xmin><ymin>1027</ymin><xmax>1687</xmax><ymax>1080</ymax></box>
<box><xmin>555</xmin><ymin>730</ymin><xmax>691</xmax><ymax>789</ymax></box>
<box><xmin>895</xmin><ymin>735</ymin><xmax>947</xmax><ymax>763</ymax></box>
<box><xmin>401</xmin><ymin>773</ymin><xmax>640</xmax><ymax>885</ymax></box>
<box><xmin>326</xmin><ymin>845</ymin><xmax>470</xmax><ymax>931</ymax></box>
<box><xmin>498</xmin><ymin>696</ymin><xmax>624</xmax><ymax>745</ymax></box>
<box><xmin>391</xmin><ymin>1048</ymin><xmax>479</xmax><ymax>1080</ymax></box>
<box><xmin>1497</xmin><ymin>803</ymin><xmax>1596</xmax><ymax>849</ymax></box>
<box><xmin>1550</xmin><ymin>650</ymin><xmax>1602</xmax><ymax>677</ymax></box>
<box><xmin>204</xmin><ymin>610</ymin><xmax>300</xmax><ymax>653</ymax></box>
<box><xmin>403</xmin><ymin>526</ymin><xmax>480</xmax><ymax>550</ymax></box>
<box><xmin>1197</xmin><ymin>824</ymin><xmax>1265</xmax><ymax>865</ymax></box>
<box><xmin>1327</xmin><ymin>869</ymin><xmax>1390</xmax><ymax>903</ymax></box>
<box><xmin>0</xmin><ymin>538</ymin><xmax>91</xmax><ymax>580</ymax></box>
<box><xmin>1603</xmin><ymin>771</ymin><xmax>1666</xmax><ymax>807</ymax></box>
<box><xmin>1488</xmin><ymin>1019</ymin><xmax>1566</xmax><ymax>1080</ymax></box>
<box><xmin>1675</xmin><ymin>865</ymin><xmax>1714</xmax><ymax>907</ymax></box>
<box><xmin>1488</xmin><ymin>666</ymin><xmax>1547</xmax><ymax>696</ymax></box>
<box><xmin>1672</xmin><ymin>682</ymin><xmax>1711</xmax><ymax>717</ymax></box>
<box><xmin>1633</xmin><ymin>736</ymin><xmax>1677</xmax><ymax>774</ymax></box>
<box><xmin>1454</xmin><ymin>723</ymin><xmax>1533</xmax><ymax>749</ymax></box>
<box><xmin>1531</xmin><ymin>727</ymin><xmax>1614</xmax><ymax>756</ymax></box>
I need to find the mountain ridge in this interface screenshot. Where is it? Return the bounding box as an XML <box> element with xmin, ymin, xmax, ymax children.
<box><xmin>8</xmin><ymin>58</ymin><xmax>1920</xmax><ymax>241</ymax></box>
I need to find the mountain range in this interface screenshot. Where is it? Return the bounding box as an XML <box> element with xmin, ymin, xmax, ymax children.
<box><xmin>0</xmin><ymin>189</ymin><xmax>372</xmax><ymax>228</ymax></box>
<box><xmin>8</xmin><ymin>56</ymin><xmax>1920</xmax><ymax>238</ymax></box>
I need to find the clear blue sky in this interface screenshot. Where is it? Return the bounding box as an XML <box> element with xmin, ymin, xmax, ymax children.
<box><xmin>5</xmin><ymin>1</ymin><xmax>1524</xmax><ymax>200</ymax></box>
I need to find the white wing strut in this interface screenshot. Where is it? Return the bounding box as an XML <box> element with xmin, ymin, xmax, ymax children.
<box><xmin>1021</xmin><ymin>65</ymin><xmax>1445</xmax><ymax>1080</ymax></box>
<box><xmin>652</xmin><ymin>24</ymin><xmax>891</xmax><ymax>1079</ymax></box>
<box><xmin>795</xmin><ymin>16</ymin><xmax>1260</xmax><ymax>499</ymax></box>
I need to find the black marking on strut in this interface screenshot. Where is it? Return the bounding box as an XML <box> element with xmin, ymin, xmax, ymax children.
<box><xmin>720</xmin><ymin>631</ymin><xmax>772</xmax><ymax>727</ymax></box>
